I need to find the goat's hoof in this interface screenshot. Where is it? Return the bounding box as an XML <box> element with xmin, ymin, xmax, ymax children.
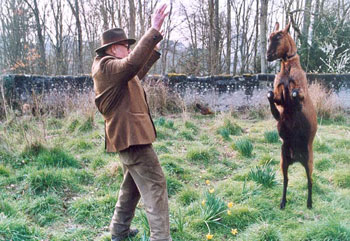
<box><xmin>280</xmin><ymin>200</ymin><xmax>286</xmax><ymax>210</ymax></box>
<box><xmin>307</xmin><ymin>201</ymin><xmax>312</xmax><ymax>209</ymax></box>
<box><xmin>267</xmin><ymin>91</ymin><xmax>274</xmax><ymax>101</ymax></box>
<box><xmin>292</xmin><ymin>89</ymin><xmax>299</xmax><ymax>98</ymax></box>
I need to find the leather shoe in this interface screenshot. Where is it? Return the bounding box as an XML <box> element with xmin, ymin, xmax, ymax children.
<box><xmin>111</xmin><ymin>228</ymin><xmax>139</xmax><ymax>241</ymax></box>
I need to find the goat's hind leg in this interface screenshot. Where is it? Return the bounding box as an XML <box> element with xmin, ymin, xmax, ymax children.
<box><xmin>280</xmin><ymin>142</ymin><xmax>291</xmax><ymax>209</ymax></box>
<box><xmin>303</xmin><ymin>146</ymin><xmax>313</xmax><ymax>209</ymax></box>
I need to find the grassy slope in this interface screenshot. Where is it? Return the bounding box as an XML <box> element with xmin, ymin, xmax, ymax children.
<box><xmin>1</xmin><ymin>112</ymin><xmax>350</xmax><ymax>241</ymax></box>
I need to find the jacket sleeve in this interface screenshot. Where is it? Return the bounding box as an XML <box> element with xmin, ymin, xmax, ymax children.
<box><xmin>100</xmin><ymin>28</ymin><xmax>162</xmax><ymax>86</ymax></box>
<box><xmin>137</xmin><ymin>50</ymin><xmax>161</xmax><ymax>80</ymax></box>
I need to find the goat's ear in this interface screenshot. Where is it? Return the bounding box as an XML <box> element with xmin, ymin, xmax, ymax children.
<box><xmin>283</xmin><ymin>22</ymin><xmax>291</xmax><ymax>33</ymax></box>
<box><xmin>274</xmin><ymin>22</ymin><xmax>280</xmax><ymax>32</ymax></box>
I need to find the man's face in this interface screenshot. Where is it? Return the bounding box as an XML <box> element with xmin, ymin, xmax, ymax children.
<box><xmin>108</xmin><ymin>41</ymin><xmax>131</xmax><ymax>58</ymax></box>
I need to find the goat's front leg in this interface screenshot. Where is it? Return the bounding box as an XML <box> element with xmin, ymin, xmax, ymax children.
<box><xmin>291</xmin><ymin>89</ymin><xmax>303</xmax><ymax>111</ymax></box>
<box><xmin>267</xmin><ymin>91</ymin><xmax>280</xmax><ymax>121</ymax></box>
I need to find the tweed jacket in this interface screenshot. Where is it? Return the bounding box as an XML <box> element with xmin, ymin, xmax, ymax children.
<box><xmin>92</xmin><ymin>28</ymin><xmax>162</xmax><ymax>152</ymax></box>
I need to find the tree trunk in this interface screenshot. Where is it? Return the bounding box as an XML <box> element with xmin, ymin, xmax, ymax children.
<box><xmin>214</xmin><ymin>0</ymin><xmax>220</xmax><ymax>74</ymax></box>
<box><xmin>24</xmin><ymin>0</ymin><xmax>47</xmax><ymax>74</ymax></box>
<box><xmin>67</xmin><ymin>0</ymin><xmax>83</xmax><ymax>74</ymax></box>
<box><xmin>128</xmin><ymin>0</ymin><xmax>136</xmax><ymax>39</ymax></box>
<box><xmin>209</xmin><ymin>0</ymin><xmax>215</xmax><ymax>75</ymax></box>
<box><xmin>225</xmin><ymin>0</ymin><xmax>231</xmax><ymax>74</ymax></box>
<box><xmin>260</xmin><ymin>0</ymin><xmax>268</xmax><ymax>73</ymax></box>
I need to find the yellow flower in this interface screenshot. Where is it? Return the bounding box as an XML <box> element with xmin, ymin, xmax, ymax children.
<box><xmin>205</xmin><ymin>180</ymin><xmax>210</xmax><ymax>185</ymax></box>
<box><xmin>227</xmin><ymin>202</ymin><xmax>233</xmax><ymax>208</ymax></box>
<box><xmin>231</xmin><ymin>228</ymin><xmax>238</xmax><ymax>235</ymax></box>
<box><xmin>209</xmin><ymin>188</ymin><xmax>215</xmax><ymax>193</ymax></box>
<box><xmin>202</xmin><ymin>200</ymin><xmax>206</xmax><ymax>206</ymax></box>
<box><xmin>227</xmin><ymin>210</ymin><xmax>232</xmax><ymax>215</ymax></box>
<box><xmin>206</xmin><ymin>233</ymin><xmax>213</xmax><ymax>239</ymax></box>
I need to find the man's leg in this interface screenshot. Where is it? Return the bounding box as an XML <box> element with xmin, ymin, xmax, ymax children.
<box><xmin>109</xmin><ymin>163</ymin><xmax>141</xmax><ymax>237</ymax></box>
<box><xmin>124</xmin><ymin>145</ymin><xmax>171</xmax><ymax>241</ymax></box>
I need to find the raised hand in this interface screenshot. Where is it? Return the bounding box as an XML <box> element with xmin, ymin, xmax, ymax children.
<box><xmin>152</xmin><ymin>4</ymin><xmax>169</xmax><ymax>32</ymax></box>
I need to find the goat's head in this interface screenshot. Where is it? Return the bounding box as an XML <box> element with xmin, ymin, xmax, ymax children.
<box><xmin>267</xmin><ymin>22</ymin><xmax>297</xmax><ymax>62</ymax></box>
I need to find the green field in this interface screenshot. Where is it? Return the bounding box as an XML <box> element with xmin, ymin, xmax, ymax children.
<box><xmin>1</xmin><ymin>109</ymin><xmax>350</xmax><ymax>241</ymax></box>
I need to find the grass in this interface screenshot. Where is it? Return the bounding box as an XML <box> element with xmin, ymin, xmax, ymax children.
<box><xmin>0</xmin><ymin>106</ymin><xmax>349</xmax><ymax>240</ymax></box>
<box><xmin>233</xmin><ymin>138</ymin><xmax>254</xmax><ymax>158</ymax></box>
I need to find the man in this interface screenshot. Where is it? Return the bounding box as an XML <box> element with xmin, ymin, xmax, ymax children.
<box><xmin>91</xmin><ymin>4</ymin><xmax>171</xmax><ymax>241</ymax></box>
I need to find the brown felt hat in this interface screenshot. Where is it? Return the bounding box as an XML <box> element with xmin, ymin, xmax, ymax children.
<box><xmin>95</xmin><ymin>28</ymin><xmax>136</xmax><ymax>53</ymax></box>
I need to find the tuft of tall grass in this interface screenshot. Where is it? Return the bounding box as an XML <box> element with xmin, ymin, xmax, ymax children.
<box><xmin>240</xmin><ymin>222</ymin><xmax>281</xmax><ymax>241</ymax></box>
<box><xmin>233</xmin><ymin>138</ymin><xmax>253</xmax><ymax>157</ymax></box>
<box><xmin>27</xmin><ymin>169</ymin><xmax>77</xmax><ymax>194</ymax></box>
<box><xmin>143</xmin><ymin>78</ymin><xmax>184</xmax><ymax>115</ymax></box>
<box><xmin>0</xmin><ymin>200</ymin><xmax>16</xmax><ymax>217</ymax></box>
<box><xmin>25</xmin><ymin>194</ymin><xmax>63</xmax><ymax>226</ymax></box>
<box><xmin>315</xmin><ymin>158</ymin><xmax>333</xmax><ymax>171</ymax></box>
<box><xmin>0</xmin><ymin>216</ymin><xmax>42</xmax><ymax>241</ymax></box>
<box><xmin>185</xmin><ymin>121</ymin><xmax>199</xmax><ymax>134</ymax></box>
<box><xmin>177</xmin><ymin>188</ymin><xmax>200</xmax><ymax>205</ymax></box>
<box><xmin>68</xmin><ymin>194</ymin><xmax>117</xmax><ymax>227</ymax></box>
<box><xmin>35</xmin><ymin>148</ymin><xmax>80</xmax><ymax>168</ymax></box>
<box><xmin>186</xmin><ymin>147</ymin><xmax>218</xmax><ymax>166</ymax></box>
<box><xmin>171</xmin><ymin>208</ymin><xmax>188</xmax><ymax>233</ymax></box>
<box><xmin>248</xmin><ymin>164</ymin><xmax>277</xmax><ymax>188</ymax></box>
<box><xmin>222</xmin><ymin>205</ymin><xmax>259</xmax><ymax>229</ymax></box>
<box><xmin>166</xmin><ymin>176</ymin><xmax>183</xmax><ymax>196</ymax></box>
<box><xmin>333</xmin><ymin>170</ymin><xmax>350</xmax><ymax>188</ymax></box>
<box><xmin>200</xmin><ymin>192</ymin><xmax>226</xmax><ymax>225</ymax></box>
<box><xmin>303</xmin><ymin>218</ymin><xmax>350</xmax><ymax>240</ymax></box>
<box><xmin>308</xmin><ymin>81</ymin><xmax>342</xmax><ymax>120</ymax></box>
<box><xmin>78</xmin><ymin>115</ymin><xmax>94</xmax><ymax>132</ymax></box>
<box><xmin>0</xmin><ymin>164</ymin><xmax>11</xmax><ymax>177</ymax></box>
<box><xmin>217</xmin><ymin>119</ymin><xmax>243</xmax><ymax>141</ymax></box>
<box><xmin>264</xmin><ymin>130</ymin><xmax>279</xmax><ymax>143</ymax></box>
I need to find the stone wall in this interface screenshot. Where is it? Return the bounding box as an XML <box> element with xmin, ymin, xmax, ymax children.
<box><xmin>1</xmin><ymin>73</ymin><xmax>349</xmax><ymax>102</ymax></box>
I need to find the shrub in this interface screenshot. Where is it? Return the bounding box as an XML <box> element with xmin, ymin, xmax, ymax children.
<box><xmin>264</xmin><ymin>130</ymin><xmax>279</xmax><ymax>143</ymax></box>
<box><xmin>248</xmin><ymin>164</ymin><xmax>277</xmax><ymax>188</ymax></box>
<box><xmin>143</xmin><ymin>79</ymin><xmax>184</xmax><ymax>115</ymax></box>
<box><xmin>308</xmin><ymin>82</ymin><xmax>342</xmax><ymax>120</ymax></box>
<box><xmin>233</xmin><ymin>138</ymin><xmax>253</xmax><ymax>158</ymax></box>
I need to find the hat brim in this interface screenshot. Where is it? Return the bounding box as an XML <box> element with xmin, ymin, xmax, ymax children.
<box><xmin>95</xmin><ymin>38</ymin><xmax>136</xmax><ymax>53</ymax></box>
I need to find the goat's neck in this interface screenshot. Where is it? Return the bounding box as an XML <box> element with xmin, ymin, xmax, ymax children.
<box><xmin>280</xmin><ymin>54</ymin><xmax>302</xmax><ymax>75</ymax></box>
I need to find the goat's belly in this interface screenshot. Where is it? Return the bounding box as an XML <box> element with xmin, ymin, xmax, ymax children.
<box><xmin>278</xmin><ymin>116</ymin><xmax>311</xmax><ymax>163</ymax></box>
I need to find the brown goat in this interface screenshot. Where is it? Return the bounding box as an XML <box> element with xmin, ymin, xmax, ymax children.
<box><xmin>266</xmin><ymin>22</ymin><xmax>317</xmax><ymax>209</ymax></box>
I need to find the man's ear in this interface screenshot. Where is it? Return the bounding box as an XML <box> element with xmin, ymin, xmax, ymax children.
<box><xmin>274</xmin><ymin>22</ymin><xmax>280</xmax><ymax>32</ymax></box>
<box><xmin>283</xmin><ymin>22</ymin><xmax>291</xmax><ymax>33</ymax></box>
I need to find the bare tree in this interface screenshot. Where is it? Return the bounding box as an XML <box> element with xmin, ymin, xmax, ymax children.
<box><xmin>67</xmin><ymin>0</ymin><xmax>83</xmax><ymax>74</ymax></box>
<box><xmin>260</xmin><ymin>0</ymin><xmax>268</xmax><ymax>73</ymax></box>
<box><xmin>225</xmin><ymin>0</ymin><xmax>231</xmax><ymax>74</ymax></box>
<box><xmin>23</xmin><ymin>0</ymin><xmax>47</xmax><ymax>74</ymax></box>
